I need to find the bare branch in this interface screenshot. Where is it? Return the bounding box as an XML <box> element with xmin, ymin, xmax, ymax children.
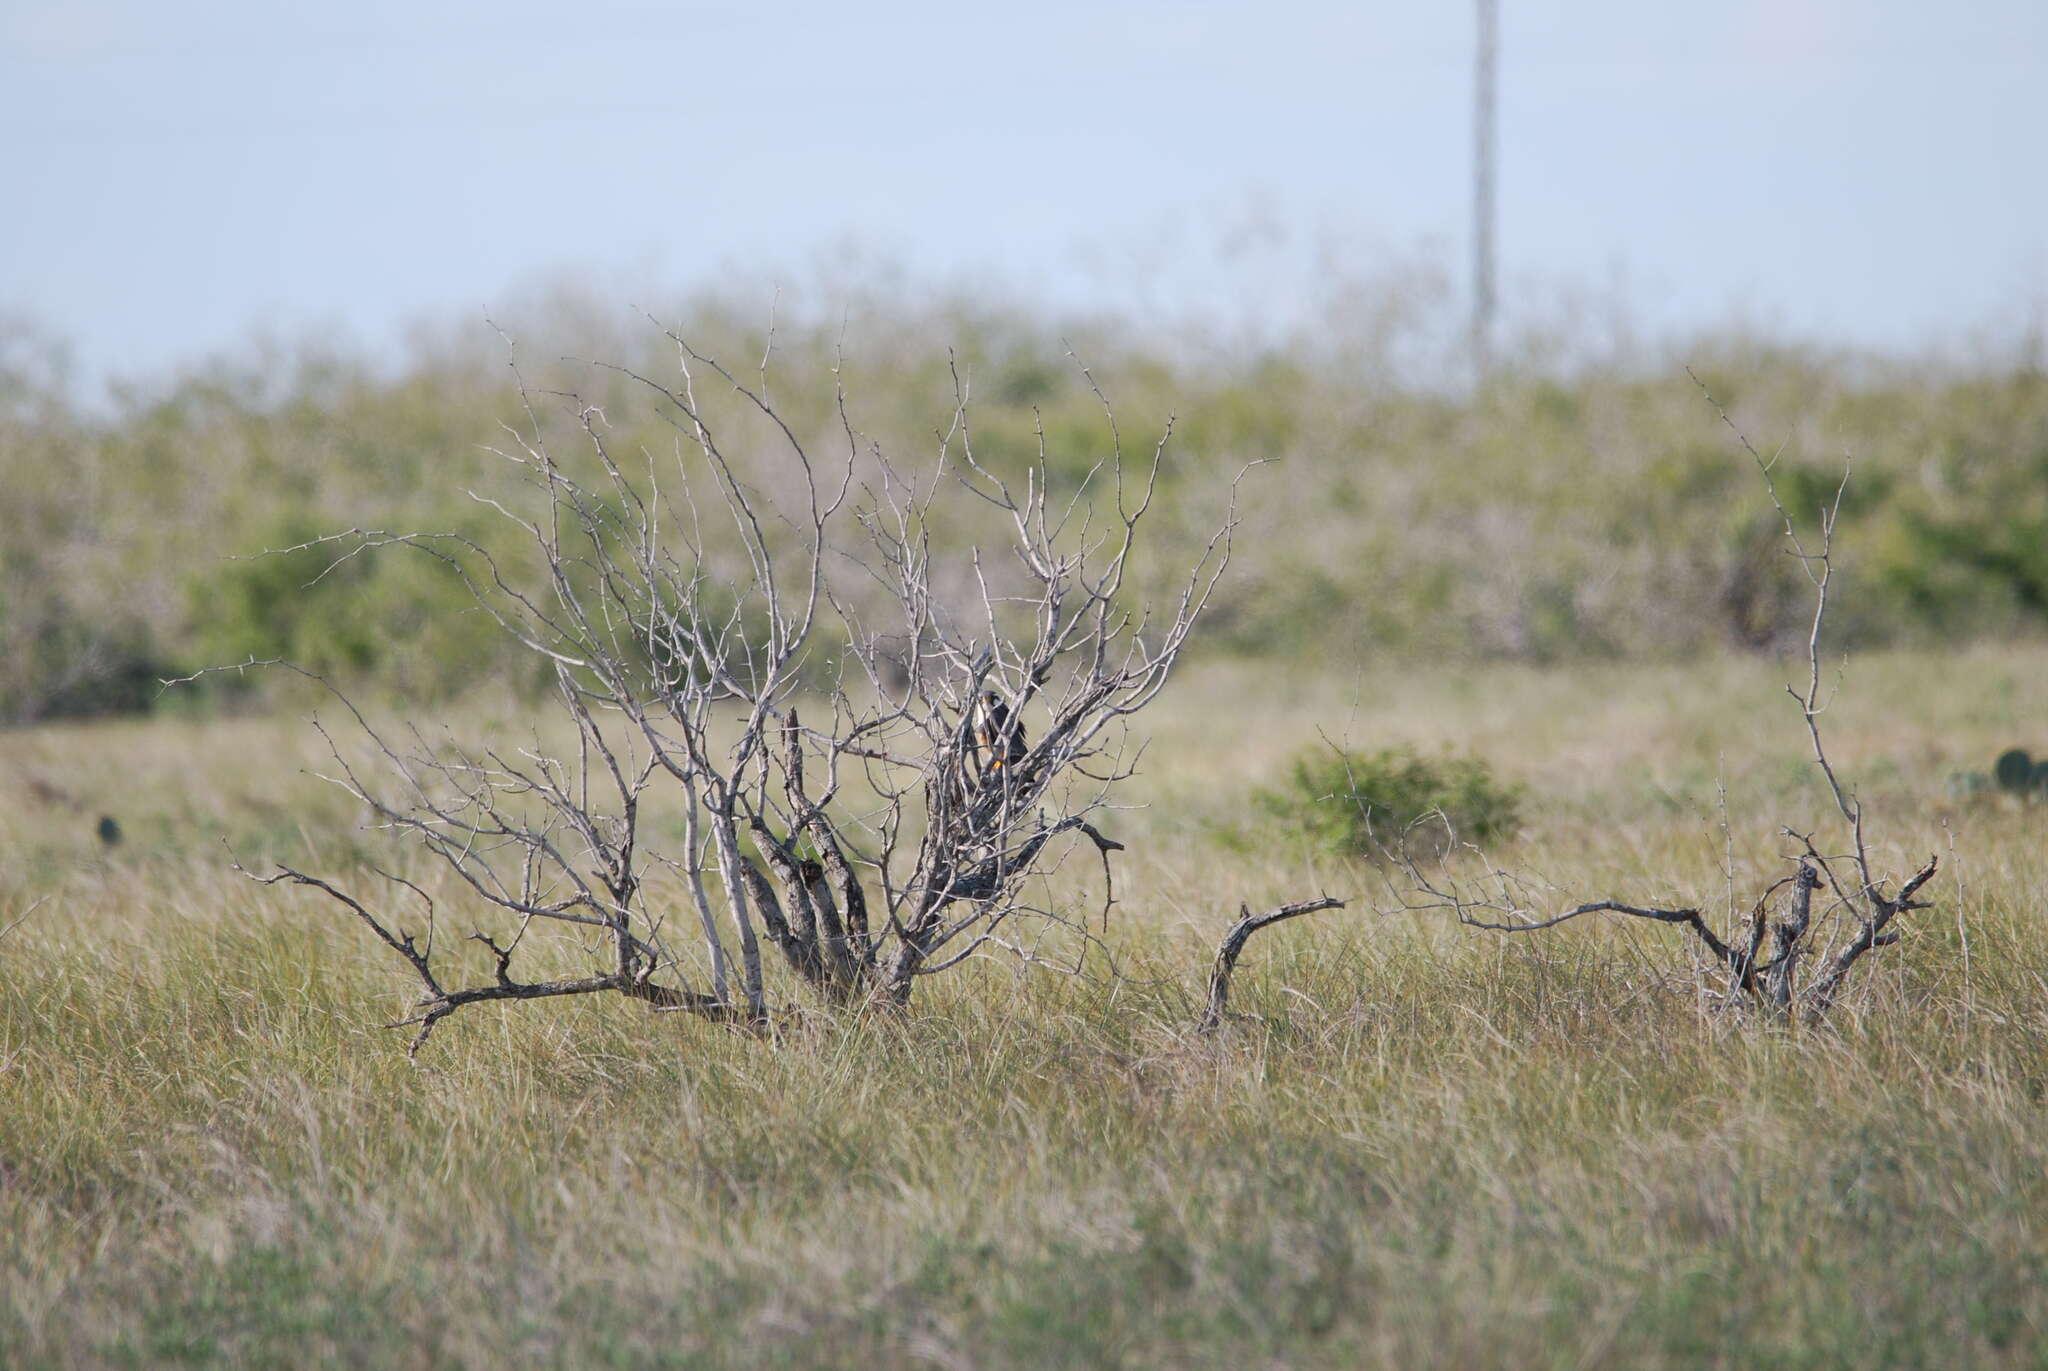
<box><xmin>1438</xmin><ymin>374</ymin><xmax>1940</xmax><ymax>1025</ymax></box>
<box><xmin>228</xmin><ymin>324</ymin><xmax>1247</xmax><ymax>1048</ymax></box>
<box><xmin>1200</xmin><ymin>897</ymin><xmax>1347</xmax><ymax>1031</ymax></box>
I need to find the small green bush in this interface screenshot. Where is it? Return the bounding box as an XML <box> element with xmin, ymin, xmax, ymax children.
<box><xmin>1256</xmin><ymin>744</ymin><xmax>1522</xmax><ymax>859</ymax></box>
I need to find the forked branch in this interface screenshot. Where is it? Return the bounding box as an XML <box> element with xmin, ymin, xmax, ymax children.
<box><xmin>1426</xmin><ymin>374</ymin><xmax>1939</xmax><ymax>1024</ymax></box>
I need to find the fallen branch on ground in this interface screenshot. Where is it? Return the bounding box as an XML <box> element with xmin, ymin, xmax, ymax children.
<box><xmin>1200</xmin><ymin>896</ymin><xmax>1347</xmax><ymax>1030</ymax></box>
<box><xmin>1405</xmin><ymin>372</ymin><xmax>1939</xmax><ymax>1025</ymax></box>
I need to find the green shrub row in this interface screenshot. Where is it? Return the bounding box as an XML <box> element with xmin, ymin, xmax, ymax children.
<box><xmin>5</xmin><ymin>289</ymin><xmax>2047</xmax><ymax>722</ymax></box>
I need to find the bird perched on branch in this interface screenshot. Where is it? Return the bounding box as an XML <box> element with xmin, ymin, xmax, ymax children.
<box><xmin>969</xmin><ymin>690</ymin><xmax>1028</xmax><ymax>779</ymax></box>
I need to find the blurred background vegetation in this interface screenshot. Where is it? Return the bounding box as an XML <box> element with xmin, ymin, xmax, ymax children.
<box><xmin>4</xmin><ymin>271</ymin><xmax>2044</xmax><ymax>726</ymax></box>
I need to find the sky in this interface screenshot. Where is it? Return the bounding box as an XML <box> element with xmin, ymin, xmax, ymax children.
<box><xmin>4</xmin><ymin>0</ymin><xmax>2045</xmax><ymax>391</ymax></box>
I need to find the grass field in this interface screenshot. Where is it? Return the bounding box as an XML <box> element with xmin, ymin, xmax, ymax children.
<box><xmin>4</xmin><ymin>646</ymin><xmax>2047</xmax><ymax>1368</ymax></box>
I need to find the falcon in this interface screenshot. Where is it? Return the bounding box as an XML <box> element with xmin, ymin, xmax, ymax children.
<box><xmin>969</xmin><ymin>690</ymin><xmax>1028</xmax><ymax>779</ymax></box>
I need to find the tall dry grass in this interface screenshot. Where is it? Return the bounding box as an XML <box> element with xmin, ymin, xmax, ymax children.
<box><xmin>3</xmin><ymin>648</ymin><xmax>2046</xmax><ymax>1367</ymax></box>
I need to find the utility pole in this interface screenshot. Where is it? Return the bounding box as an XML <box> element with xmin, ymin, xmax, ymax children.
<box><xmin>1472</xmin><ymin>0</ymin><xmax>1498</xmax><ymax>380</ymax></box>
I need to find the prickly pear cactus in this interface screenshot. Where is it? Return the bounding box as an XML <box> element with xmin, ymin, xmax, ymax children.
<box><xmin>1994</xmin><ymin>748</ymin><xmax>2035</xmax><ymax>793</ymax></box>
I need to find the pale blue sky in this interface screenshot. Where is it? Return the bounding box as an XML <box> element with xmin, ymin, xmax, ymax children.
<box><xmin>4</xmin><ymin>1</ymin><xmax>2045</xmax><ymax>389</ymax></box>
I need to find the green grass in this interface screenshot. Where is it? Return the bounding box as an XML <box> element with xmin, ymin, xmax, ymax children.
<box><xmin>4</xmin><ymin>648</ymin><xmax>2048</xmax><ymax>1368</ymax></box>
